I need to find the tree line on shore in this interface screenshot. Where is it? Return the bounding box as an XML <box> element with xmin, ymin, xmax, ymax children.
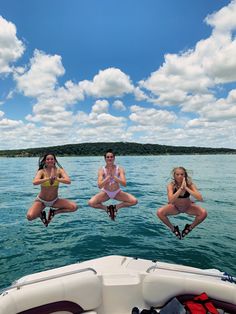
<box><xmin>0</xmin><ymin>142</ymin><xmax>236</xmax><ymax>157</ymax></box>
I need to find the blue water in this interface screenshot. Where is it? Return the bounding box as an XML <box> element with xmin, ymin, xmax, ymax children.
<box><xmin>0</xmin><ymin>155</ymin><xmax>235</xmax><ymax>289</ymax></box>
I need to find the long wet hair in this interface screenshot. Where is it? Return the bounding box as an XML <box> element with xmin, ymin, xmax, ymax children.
<box><xmin>171</xmin><ymin>166</ymin><xmax>192</xmax><ymax>187</ymax></box>
<box><xmin>38</xmin><ymin>153</ymin><xmax>63</xmax><ymax>170</ymax></box>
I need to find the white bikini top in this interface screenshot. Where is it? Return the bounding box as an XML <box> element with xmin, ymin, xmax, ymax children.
<box><xmin>103</xmin><ymin>165</ymin><xmax>119</xmax><ymax>185</ymax></box>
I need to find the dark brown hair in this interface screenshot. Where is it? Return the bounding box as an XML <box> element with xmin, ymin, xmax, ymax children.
<box><xmin>38</xmin><ymin>153</ymin><xmax>63</xmax><ymax>170</ymax></box>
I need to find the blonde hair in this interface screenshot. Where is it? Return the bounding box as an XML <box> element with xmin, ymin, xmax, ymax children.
<box><xmin>171</xmin><ymin>166</ymin><xmax>192</xmax><ymax>187</ymax></box>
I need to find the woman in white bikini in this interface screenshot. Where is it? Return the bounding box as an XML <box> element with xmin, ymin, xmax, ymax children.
<box><xmin>27</xmin><ymin>153</ymin><xmax>78</xmax><ymax>227</ymax></box>
<box><xmin>88</xmin><ymin>149</ymin><xmax>138</xmax><ymax>220</ymax></box>
<box><xmin>157</xmin><ymin>167</ymin><xmax>207</xmax><ymax>239</ymax></box>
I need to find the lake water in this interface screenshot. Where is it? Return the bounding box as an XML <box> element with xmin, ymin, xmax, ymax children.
<box><xmin>0</xmin><ymin>155</ymin><xmax>235</xmax><ymax>289</ymax></box>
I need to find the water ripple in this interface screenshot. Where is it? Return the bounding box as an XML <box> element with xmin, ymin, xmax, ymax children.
<box><xmin>0</xmin><ymin>155</ymin><xmax>236</xmax><ymax>289</ymax></box>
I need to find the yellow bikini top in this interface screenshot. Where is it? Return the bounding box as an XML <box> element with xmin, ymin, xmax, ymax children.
<box><xmin>41</xmin><ymin>169</ymin><xmax>60</xmax><ymax>187</ymax></box>
<box><xmin>41</xmin><ymin>179</ymin><xmax>59</xmax><ymax>187</ymax></box>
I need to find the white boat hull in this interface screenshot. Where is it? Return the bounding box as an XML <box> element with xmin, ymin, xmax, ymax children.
<box><xmin>0</xmin><ymin>255</ymin><xmax>236</xmax><ymax>314</ymax></box>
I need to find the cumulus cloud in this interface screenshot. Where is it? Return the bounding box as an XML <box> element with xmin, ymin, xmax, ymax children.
<box><xmin>134</xmin><ymin>87</ymin><xmax>149</xmax><ymax>101</ymax></box>
<box><xmin>0</xmin><ymin>118</ymin><xmax>24</xmax><ymax>129</ymax></box>
<box><xmin>71</xmin><ymin>99</ymin><xmax>130</xmax><ymax>142</ymax></box>
<box><xmin>205</xmin><ymin>0</ymin><xmax>236</xmax><ymax>33</ymax></box>
<box><xmin>12</xmin><ymin>49</ymin><xmax>85</xmax><ymax>127</ymax></box>
<box><xmin>203</xmin><ymin>38</ymin><xmax>236</xmax><ymax>83</ymax></box>
<box><xmin>129</xmin><ymin>105</ymin><xmax>177</xmax><ymax>126</ymax></box>
<box><xmin>139</xmin><ymin>51</ymin><xmax>212</xmax><ymax>102</ymax></box>
<box><xmin>0</xmin><ymin>16</ymin><xmax>25</xmax><ymax>74</ymax></box>
<box><xmin>139</xmin><ymin>0</ymin><xmax>236</xmax><ymax>106</ymax></box>
<box><xmin>14</xmin><ymin>49</ymin><xmax>65</xmax><ymax>97</ymax></box>
<box><xmin>76</xmin><ymin>100</ymin><xmax>126</xmax><ymax>126</ymax></box>
<box><xmin>1</xmin><ymin>2</ymin><xmax>236</xmax><ymax>149</ymax></box>
<box><xmin>181</xmin><ymin>93</ymin><xmax>215</xmax><ymax>112</ymax></box>
<box><xmin>79</xmin><ymin>67</ymin><xmax>134</xmax><ymax>97</ymax></box>
<box><xmin>0</xmin><ymin>120</ymin><xmax>74</xmax><ymax>149</ymax></box>
<box><xmin>91</xmin><ymin>99</ymin><xmax>109</xmax><ymax>114</ymax></box>
<box><xmin>198</xmin><ymin>89</ymin><xmax>236</xmax><ymax>121</ymax></box>
<box><xmin>131</xmin><ymin>0</ymin><xmax>236</xmax><ymax>149</ymax></box>
<box><xmin>112</xmin><ymin>100</ymin><xmax>126</xmax><ymax>111</ymax></box>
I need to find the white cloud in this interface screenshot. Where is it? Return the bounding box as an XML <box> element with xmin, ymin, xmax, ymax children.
<box><xmin>12</xmin><ymin>50</ymin><xmax>85</xmax><ymax>127</ymax></box>
<box><xmin>204</xmin><ymin>37</ymin><xmax>236</xmax><ymax>83</ymax></box>
<box><xmin>0</xmin><ymin>120</ymin><xmax>75</xmax><ymax>149</ymax></box>
<box><xmin>112</xmin><ymin>100</ymin><xmax>126</xmax><ymax>111</ymax></box>
<box><xmin>199</xmin><ymin>89</ymin><xmax>236</xmax><ymax>121</ymax></box>
<box><xmin>139</xmin><ymin>51</ymin><xmax>212</xmax><ymax>102</ymax></box>
<box><xmin>1</xmin><ymin>2</ymin><xmax>236</xmax><ymax>149</ymax></box>
<box><xmin>91</xmin><ymin>99</ymin><xmax>109</xmax><ymax>114</ymax></box>
<box><xmin>151</xmin><ymin>89</ymin><xmax>188</xmax><ymax>106</ymax></box>
<box><xmin>14</xmin><ymin>49</ymin><xmax>65</xmax><ymax>97</ymax></box>
<box><xmin>26</xmin><ymin>104</ymin><xmax>75</xmax><ymax>126</ymax></box>
<box><xmin>79</xmin><ymin>67</ymin><xmax>134</xmax><ymax>97</ymax></box>
<box><xmin>73</xmin><ymin>100</ymin><xmax>129</xmax><ymax>142</ymax></box>
<box><xmin>74</xmin><ymin>125</ymin><xmax>131</xmax><ymax>143</ymax></box>
<box><xmin>58</xmin><ymin>81</ymin><xmax>84</xmax><ymax>105</ymax></box>
<box><xmin>205</xmin><ymin>0</ymin><xmax>236</xmax><ymax>33</ymax></box>
<box><xmin>76</xmin><ymin>104</ymin><xmax>126</xmax><ymax>127</ymax></box>
<box><xmin>139</xmin><ymin>0</ymin><xmax>236</xmax><ymax>109</ymax></box>
<box><xmin>129</xmin><ymin>105</ymin><xmax>177</xmax><ymax>126</ymax></box>
<box><xmin>185</xmin><ymin>118</ymin><xmax>236</xmax><ymax>147</ymax></box>
<box><xmin>134</xmin><ymin>87</ymin><xmax>148</xmax><ymax>101</ymax></box>
<box><xmin>181</xmin><ymin>93</ymin><xmax>215</xmax><ymax>112</ymax></box>
<box><xmin>0</xmin><ymin>118</ymin><xmax>23</xmax><ymax>129</ymax></box>
<box><xmin>0</xmin><ymin>16</ymin><xmax>25</xmax><ymax>74</ymax></box>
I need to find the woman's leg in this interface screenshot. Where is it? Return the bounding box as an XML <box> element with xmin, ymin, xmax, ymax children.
<box><xmin>27</xmin><ymin>201</ymin><xmax>45</xmax><ymax>221</ymax></box>
<box><xmin>88</xmin><ymin>191</ymin><xmax>109</xmax><ymax>210</ymax></box>
<box><xmin>157</xmin><ymin>203</ymin><xmax>179</xmax><ymax>231</ymax></box>
<box><xmin>50</xmin><ymin>198</ymin><xmax>78</xmax><ymax>214</ymax></box>
<box><xmin>114</xmin><ymin>191</ymin><xmax>138</xmax><ymax>210</ymax></box>
<box><xmin>47</xmin><ymin>198</ymin><xmax>78</xmax><ymax>224</ymax></box>
<box><xmin>186</xmin><ymin>203</ymin><xmax>207</xmax><ymax>229</ymax></box>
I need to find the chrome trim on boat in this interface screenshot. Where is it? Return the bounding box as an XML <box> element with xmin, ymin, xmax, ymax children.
<box><xmin>1</xmin><ymin>267</ymin><xmax>97</xmax><ymax>293</ymax></box>
<box><xmin>146</xmin><ymin>264</ymin><xmax>236</xmax><ymax>283</ymax></box>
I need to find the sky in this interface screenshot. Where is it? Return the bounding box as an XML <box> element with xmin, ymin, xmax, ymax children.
<box><xmin>0</xmin><ymin>0</ymin><xmax>236</xmax><ymax>150</ymax></box>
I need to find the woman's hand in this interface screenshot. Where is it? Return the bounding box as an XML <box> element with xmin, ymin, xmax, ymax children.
<box><xmin>49</xmin><ymin>175</ymin><xmax>56</xmax><ymax>185</ymax></box>
<box><xmin>49</xmin><ymin>168</ymin><xmax>56</xmax><ymax>185</ymax></box>
<box><xmin>105</xmin><ymin>175</ymin><xmax>111</xmax><ymax>182</ymax></box>
<box><xmin>181</xmin><ymin>177</ymin><xmax>186</xmax><ymax>190</ymax></box>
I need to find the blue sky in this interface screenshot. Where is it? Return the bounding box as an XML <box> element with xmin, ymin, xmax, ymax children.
<box><xmin>0</xmin><ymin>0</ymin><xmax>236</xmax><ymax>149</ymax></box>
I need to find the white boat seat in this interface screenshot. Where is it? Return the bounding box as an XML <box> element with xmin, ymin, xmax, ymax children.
<box><xmin>17</xmin><ymin>300</ymin><xmax>84</xmax><ymax>313</ymax></box>
<box><xmin>0</xmin><ymin>273</ymin><xmax>102</xmax><ymax>314</ymax></box>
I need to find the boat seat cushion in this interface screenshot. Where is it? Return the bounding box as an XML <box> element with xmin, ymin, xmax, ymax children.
<box><xmin>18</xmin><ymin>300</ymin><xmax>84</xmax><ymax>314</ymax></box>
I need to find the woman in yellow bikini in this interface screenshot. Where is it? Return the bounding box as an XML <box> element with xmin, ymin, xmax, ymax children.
<box><xmin>157</xmin><ymin>167</ymin><xmax>207</xmax><ymax>239</ymax></box>
<box><xmin>27</xmin><ymin>153</ymin><xmax>78</xmax><ymax>227</ymax></box>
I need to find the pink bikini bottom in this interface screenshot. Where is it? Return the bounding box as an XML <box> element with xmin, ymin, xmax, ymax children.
<box><xmin>102</xmin><ymin>188</ymin><xmax>121</xmax><ymax>199</ymax></box>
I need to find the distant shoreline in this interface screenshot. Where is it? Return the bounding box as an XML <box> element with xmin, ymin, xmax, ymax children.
<box><xmin>0</xmin><ymin>142</ymin><xmax>235</xmax><ymax>157</ymax></box>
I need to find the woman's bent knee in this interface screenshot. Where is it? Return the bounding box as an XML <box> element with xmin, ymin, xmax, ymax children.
<box><xmin>88</xmin><ymin>200</ymin><xmax>95</xmax><ymax>207</ymax></box>
<box><xmin>157</xmin><ymin>208</ymin><xmax>163</xmax><ymax>218</ymax></box>
<box><xmin>71</xmin><ymin>203</ymin><xmax>78</xmax><ymax>211</ymax></box>
<box><xmin>201</xmin><ymin>208</ymin><xmax>207</xmax><ymax>220</ymax></box>
<box><xmin>26</xmin><ymin>213</ymin><xmax>35</xmax><ymax>221</ymax></box>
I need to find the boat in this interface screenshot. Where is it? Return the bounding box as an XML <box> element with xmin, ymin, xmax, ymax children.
<box><xmin>0</xmin><ymin>255</ymin><xmax>236</xmax><ymax>314</ymax></box>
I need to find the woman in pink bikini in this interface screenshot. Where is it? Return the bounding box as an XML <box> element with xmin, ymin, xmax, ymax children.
<box><xmin>27</xmin><ymin>153</ymin><xmax>78</xmax><ymax>227</ymax></box>
<box><xmin>88</xmin><ymin>149</ymin><xmax>138</xmax><ymax>220</ymax></box>
<box><xmin>157</xmin><ymin>167</ymin><xmax>207</xmax><ymax>239</ymax></box>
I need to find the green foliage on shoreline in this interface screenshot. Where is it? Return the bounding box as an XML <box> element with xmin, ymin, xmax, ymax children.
<box><xmin>0</xmin><ymin>142</ymin><xmax>235</xmax><ymax>157</ymax></box>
